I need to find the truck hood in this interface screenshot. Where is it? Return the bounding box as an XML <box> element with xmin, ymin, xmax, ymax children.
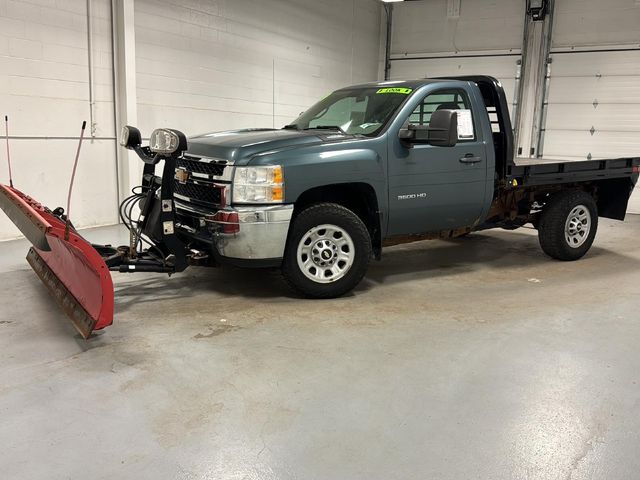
<box><xmin>186</xmin><ymin>128</ymin><xmax>352</xmax><ymax>165</ymax></box>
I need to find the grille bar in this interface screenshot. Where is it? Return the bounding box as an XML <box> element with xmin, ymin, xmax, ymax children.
<box><xmin>173</xmin><ymin>180</ymin><xmax>224</xmax><ymax>208</ymax></box>
<box><xmin>177</xmin><ymin>155</ymin><xmax>227</xmax><ymax>177</ymax></box>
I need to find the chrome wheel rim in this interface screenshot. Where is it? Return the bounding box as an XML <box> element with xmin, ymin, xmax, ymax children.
<box><xmin>565</xmin><ymin>205</ymin><xmax>591</xmax><ymax>248</ymax></box>
<box><xmin>297</xmin><ymin>224</ymin><xmax>355</xmax><ymax>283</ymax></box>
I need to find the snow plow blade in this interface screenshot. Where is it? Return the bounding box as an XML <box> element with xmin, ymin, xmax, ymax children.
<box><xmin>0</xmin><ymin>184</ymin><xmax>114</xmax><ymax>338</ymax></box>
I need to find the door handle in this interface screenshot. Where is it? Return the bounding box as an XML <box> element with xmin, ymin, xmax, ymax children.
<box><xmin>459</xmin><ymin>154</ymin><xmax>483</xmax><ymax>164</ymax></box>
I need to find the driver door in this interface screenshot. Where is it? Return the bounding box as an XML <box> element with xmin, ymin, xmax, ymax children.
<box><xmin>387</xmin><ymin>87</ymin><xmax>488</xmax><ymax>235</ymax></box>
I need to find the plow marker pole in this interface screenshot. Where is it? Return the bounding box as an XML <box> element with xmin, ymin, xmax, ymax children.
<box><xmin>65</xmin><ymin>121</ymin><xmax>86</xmax><ymax>240</ymax></box>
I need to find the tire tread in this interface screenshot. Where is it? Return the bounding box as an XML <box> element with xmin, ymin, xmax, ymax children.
<box><xmin>282</xmin><ymin>203</ymin><xmax>372</xmax><ymax>298</ymax></box>
<box><xmin>538</xmin><ymin>190</ymin><xmax>598</xmax><ymax>261</ymax></box>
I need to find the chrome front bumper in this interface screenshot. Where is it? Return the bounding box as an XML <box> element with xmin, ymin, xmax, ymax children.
<box><xmin>208</xmin><ymin>204</ymin><xmax>293</xmax><ymax>260</ymax></box>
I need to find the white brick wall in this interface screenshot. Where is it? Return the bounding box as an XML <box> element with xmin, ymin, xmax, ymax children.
<box><xmin>0</xmin><ymin>0</ymin><xmax>118</xmax><ymax>240</ymax></box>
<box><xmin>134</xmin><ymin>0</ymin><xmax>382</xmax><ymax>135</ymax></box>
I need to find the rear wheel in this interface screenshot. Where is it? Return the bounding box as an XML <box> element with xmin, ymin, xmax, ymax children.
<box><xmin>538</xmin><ymin>191</ymin><xmax>598</xmax><ymax>261</ymax></box>
<box><xmin>282</xmin><ymin>203</ymin><xmax>372</xmax><ymax>298</ymax></box>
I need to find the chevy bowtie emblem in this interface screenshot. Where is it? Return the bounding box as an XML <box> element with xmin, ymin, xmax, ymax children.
<box><xmin>175</xmin><ymin>168</ymin><xmax>189</xmax><ymax>183</ymax></box>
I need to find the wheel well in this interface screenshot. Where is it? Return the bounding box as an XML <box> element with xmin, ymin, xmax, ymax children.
<box><xmin>293</xmin><ymin>183</ymin><xmax>382</xmax><ymax>258</ymax></box>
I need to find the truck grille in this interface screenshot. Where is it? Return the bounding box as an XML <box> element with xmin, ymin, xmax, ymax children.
<box><xmin>173</xmin><ymin>154</ymin><xmax>230</xmax><ymax>210</ymax></box>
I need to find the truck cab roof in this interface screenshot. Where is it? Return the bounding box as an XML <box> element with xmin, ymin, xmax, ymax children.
<box><xmin>336</xmin><ymin>79</ymin><xmax>443</xmax><ymax>90</ymax></box>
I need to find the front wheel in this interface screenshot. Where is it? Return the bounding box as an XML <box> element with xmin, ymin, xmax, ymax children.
<box><xmin>282</xmin><ymin>203</ymin><xmax>372</xmax><ymax>298</ymax></box>
<box><xmin>538</xmin><ymin>191</ymin><xmax>598</xmax><ymax>261</ymax></box>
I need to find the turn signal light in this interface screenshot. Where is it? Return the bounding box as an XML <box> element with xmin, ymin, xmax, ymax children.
<box><xmin>271</xmin><ymin>186</ymin><xmax>284</xmax><ymax>202</ymax></box>
<box><xmin>272</xmin><ymin>166</ymin><xmax>284</xmax><ymax>184</ymax></box>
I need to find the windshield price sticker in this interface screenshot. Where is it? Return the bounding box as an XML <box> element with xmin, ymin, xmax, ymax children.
<box><xmin>376</xmin><ymin>87</ymin><xmax>413</xmax><ymax>95</ymax></box>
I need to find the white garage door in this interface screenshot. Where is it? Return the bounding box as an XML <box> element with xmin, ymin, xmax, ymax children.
<box><xmin>545</xmin><ymin>0</ymin><xmax>640</xmax><ymax>212</ymax></box>
<box><xmin>543</xmin><ymin>50</ymin><xmax>640</xmax><ymax>213</ymax></box>
<box><xmin>389</xmin><ymin>54</ymin><xmax>520</xmax><ymax>118</ymax></box>
<box><xmin>543</xmin><ymin>50</ymin><xmax>640</xmax><ymax>161</ymax></box>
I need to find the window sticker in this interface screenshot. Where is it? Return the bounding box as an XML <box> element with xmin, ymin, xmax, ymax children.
<box><xmin>456</xmin><ymin>109</ymin><xmax>474</xmax><ymax>139</ymax></box>
<box><xmin>376</xmin><ymin>87</ymin><xmax>413</xmax><ymax>95</ymax></box>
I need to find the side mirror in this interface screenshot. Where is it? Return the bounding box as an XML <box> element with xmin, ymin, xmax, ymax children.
<box><xmin>120</xmin><ymin>125</ymin><xmax>142</xmax><ymax>150</ymax></box>
<box><xmin>398</xmin><ymin>123</ymin><xmax>430</xmax><ymax>142</ymax></box>
<box><xmin>428</xmin><ymin>110</ymin><xmax>458</xmax><ymax>147</ymax></box>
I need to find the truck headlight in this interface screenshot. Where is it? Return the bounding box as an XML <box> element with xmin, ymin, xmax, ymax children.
<box><xmin>233</xmin><ymin>165</ymin><xmax>284</xmax><ymax>204</ymax></box>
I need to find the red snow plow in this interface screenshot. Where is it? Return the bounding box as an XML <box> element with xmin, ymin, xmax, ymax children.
<box><xmin>1</xmin><ymin>124</ymin><xmax>196</xmax><ymax>338</ymax></box>
<box><xmin>0</xmin><ymin>185</ymin><xmax>114</xmax><ymax>338</ymax></box>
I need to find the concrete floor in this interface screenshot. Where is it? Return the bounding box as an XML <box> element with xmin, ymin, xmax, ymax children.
<box><xmin>1</xmin><ymin>217</ymin><xmax>639</xmax><ymax>480</ymax></box>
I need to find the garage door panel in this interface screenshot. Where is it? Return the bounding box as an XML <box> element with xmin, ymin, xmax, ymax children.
<box><xmin>552</xmin><ymin>0</ymin><xmax>640</xmax><ymax>48</ymax></box>
<box><xmin>390</xmin><ymin>56</ymin><xmax>518</xmax><ymax>79</ymax></box>
<box><xmin>547</xmin><ymin>76</ymin><xmax>640</xmax><ymax>104</ymax></box>
<box><xmin>553</xmin><ymin>12</ymin><xmax>640</xmax><ymax>48</ymax></box>
<box><xmin>545</xmin><ymin>104</ymin><xmax>640</xmax><ymax>132</ymax></box>
<box><xmin>550</xmin><ymin>51</ymin><xmax>640</xmax><ymax>77</ymax></box>
<box><xmin>391</xmin><ymin>0</ymin><xmax>523</xmax><ymax>54</ymax></box>
<box><xmin>543</xmin><ymin>130</ymin><xmax>640</xmax><ymax>160</ymax></box>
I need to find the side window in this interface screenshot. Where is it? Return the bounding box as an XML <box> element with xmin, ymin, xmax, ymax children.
<box><xmin>409</xmin><ymin>89</ymin><xmax>476</xmax><ymax>141</ymax></box>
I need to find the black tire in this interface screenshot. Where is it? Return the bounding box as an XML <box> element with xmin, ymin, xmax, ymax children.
<box><xmin>538</xmin><ymin>190</ymin><xmax>598</xmax><ymax>261</ymax></box>
<box><xmin>531</xmin><ymin>213</ymin><xmax>541</xmax><ymax>229</ymax></box>
<box><xmin>282</xmin><ymin>203</ymin><xmax>372</xmax><ymax>298</ymax></box>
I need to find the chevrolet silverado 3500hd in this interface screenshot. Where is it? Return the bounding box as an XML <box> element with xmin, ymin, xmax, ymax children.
<box><xmin>1</xmin><ymin>76</ymin><xmax>637</xmax><ymax>337</ymax></box>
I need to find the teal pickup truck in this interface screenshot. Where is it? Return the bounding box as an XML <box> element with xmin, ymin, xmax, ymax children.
<box><xmin>162</xmin><ymin>75</ymin><xmax>639</xmax><ymax>298</ymax></box>
<box><xmin>1</xmin><ymin>76</ymin><xmax>638</xmax><ymax>337</ymax></box>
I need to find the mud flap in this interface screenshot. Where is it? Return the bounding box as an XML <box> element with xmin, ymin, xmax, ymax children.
<box><xmin>0</xmin><ymin>184</ymin><xmax>113</xmax><ymax>338</ymax></box>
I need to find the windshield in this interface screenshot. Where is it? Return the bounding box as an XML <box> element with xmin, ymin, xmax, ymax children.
<box><xmin>286</xmin><ymin>86</ymin><xmax>413</xmax><ymax>136</ymax></box>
